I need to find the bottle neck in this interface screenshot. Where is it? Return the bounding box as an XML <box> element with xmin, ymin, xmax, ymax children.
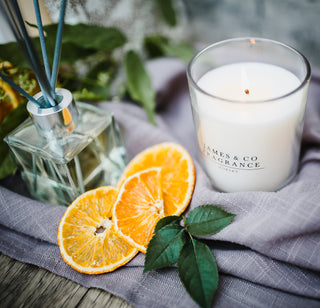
<box><xmin>27</xmin><ymin>88</ymin><xmax>79</xmax><ymax>139</ymax></box>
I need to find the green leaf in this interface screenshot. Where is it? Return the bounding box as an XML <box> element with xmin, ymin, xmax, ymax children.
<box><xmin>0</xmin><ymin>102</ymin><xmax>28</xmax><ymax>140</ymax></box>
<box><xmin>155</xmin><ymin>0</ymin><xmax>177</xmax><ymax>27</ymax></box>
<box><xmin>0</xmin><ymin>39</ymin><xmax>95</xmax><ymax>68</ymax></box>
<box><xmin>125</xmin><ymin>50</ymin><xmax>156</xmax><ymax>124</ymax></box>
<box><xmin>43</xmin><ymin>23</ymin><xmax>127</xmax><ymax>51</ymax></box>
<box><xmin>144</xmin><ymin>35</ymin><xmax>169</xmax><ymax>58</ymax></box>
<box><xmin>71</xmin><ymin>59</ymin><xmax>115</xmax><ymax>101</ymax></box>
<box><xmin>0</xmin><ymin>102</ymin><xmax>28</xmax><ymax>179</ymax></box>
<box><xmin>186</xmin><ymin>205</ymin><xmax>236</xmax><ymax>236</ymax></box>
<box><xmin>0</xmin><ymin>24</ymin><xmax>126</xmax><ymax>67</ymax></box>
<box><xmin>73</xmin><ymin>87</ymin><xmax>109</xmax><ymax>101</ymax></box>
<box><xmin>0</xmin><ymin>153</ymin><xmax>17</xmax><ymax>179</ymax></box>
<box><xmin>85</xmin><ymin>58</ymin><xmax>116</xmax><ymax>80</ymax></box>
<box><xmin>178</xmin><ymin>239</ymin><xmax>218</xmax><ymax>308</ymax></box>
<box><xmin>144</xmin><ymin>225</ymin><xmax>187</xmax><ymax>273</ymax></box>
<box><xmin>161</xmin><ymin>41</ymin><xmax>195</xmax><ymax>63</ymax></box>
<box><xmin>57</xmin><ymin>43</ymin><xmax>96</xmax><ymax>64</ymax></box>
<box><xmin>154</xmin><ymin>215</ymin><xmax>181</xmax><ymax>233</ymax></box>
<box><xmin>0</xmin><ymin>42</ymin><xmax>31</xmax><ymax>67</ymax></box>
<box><xmin>144</xmin><ymin>35</ymin><xmax>195</xmax><ymax>63</ymax></box>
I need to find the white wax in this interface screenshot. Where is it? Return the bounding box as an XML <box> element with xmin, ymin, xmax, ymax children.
<box><xmin>195</xmin><ymin>62</ymin><xmax>308</xmax><ymax>192</ymax></box>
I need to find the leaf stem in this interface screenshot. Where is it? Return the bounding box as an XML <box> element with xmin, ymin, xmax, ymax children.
<box><xmin>182</xmin><ymin>215</ymin><xmax>186</xmax><ymax>227</ymax></box>
<box><xmin>182</xmin><ymin>215</ymin><xmax>195</xmax><ymax>242</ymax></box>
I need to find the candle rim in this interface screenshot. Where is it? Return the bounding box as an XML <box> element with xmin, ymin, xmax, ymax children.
<box><xmin>187</xmin><ymin>37</ymin><xmax>311</xmax><ymax>104</ymax></box>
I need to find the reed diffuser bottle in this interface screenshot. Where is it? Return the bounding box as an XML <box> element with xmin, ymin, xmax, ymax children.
<box><xmin>5</xmin><ymin>89</ymin><xmax>126</xmax><ymax>206</ymax></box>
<box><xmin>1</xmin><ymin>0</ymin><xmax>126</xmax><ymax>206</ymax></box>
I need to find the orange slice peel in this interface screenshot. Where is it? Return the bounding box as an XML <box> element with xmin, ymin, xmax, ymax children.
<box><xmin>58</xmin><ymin>186</ymin><xmax>138</xmax><ymax>274</ymax></box>
<box><xmin>113</xmin><ymin>167</ymin><xmax>164</xmax><ymax>253</ymax></box>
<box><xmin>118</xmin><ymin>142</ymin><xmax>195</xmax><ymax>216</ymax></box>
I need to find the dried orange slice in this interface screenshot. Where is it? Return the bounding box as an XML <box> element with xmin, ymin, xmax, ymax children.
<box><xmin>0</xmin><ymin>80</ymin><xmax>20</xmax><ymax>108</ymax></box>
<box><xmin>118</xmin><ymin>142</ymin><xmax>195</xmax><ymax>216</ymax></box>
<box><xmin>0</xmin><ymin>62</ymin><xmax>40</xmax><ymax>123</ymax></box>
<box><xmin>0</xmin><ymin>79</ymin><xmax>20</xmax><ymax>123</ymax></box>
<box><xmin>113</xmin><ymin>167</ymin><xmax>164</xmax><ymax>253</ymax></box>
<box><xmin>58</xmin><ymin>186</ymin><xmax>138</xmax><ymax>274</ymax></box>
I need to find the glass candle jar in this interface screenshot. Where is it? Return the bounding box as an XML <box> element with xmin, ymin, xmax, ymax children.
<box><xmin>187</xmin><ymin>38</ymin><xmax>311</xmax><ymax>192</ymax></box>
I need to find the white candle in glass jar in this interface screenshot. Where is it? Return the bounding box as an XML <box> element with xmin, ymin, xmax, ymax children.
<box><xmin>195</xmin><ymin>62</ymin><xmax>308</xmax><ymax>192</ymax></box>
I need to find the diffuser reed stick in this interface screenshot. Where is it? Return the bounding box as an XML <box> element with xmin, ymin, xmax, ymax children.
<box><xmin>0</xmin><ymin>70</ymin><xmax>43</xmax><ymax>106</ymax></box>
<box><xmin>51</xmin><ymin>0</ymin><xmax>67</xmax><ymax>90</ymax></box>
<box><xmin>0</xmin><ymin>0</ymin><xmax>56</xmax><ymax>107</ymax></box>
<box><xmin>33</xmin><ymin>0</ymin><xmax>51</xmax><ymax>83</ymax></box>
<box><xmin>0</xmin><ymin>0</ymin><xmax>68</xmax><ymax>109</ymax></box>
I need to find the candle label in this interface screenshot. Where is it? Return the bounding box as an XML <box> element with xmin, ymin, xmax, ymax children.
<box><xmin>202</xmin><ymin>143</ymin><xmax>264</xmax><ymax>172</ymax></box>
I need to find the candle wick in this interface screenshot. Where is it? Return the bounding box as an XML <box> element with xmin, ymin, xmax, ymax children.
<box><xmin>244</xmin><ymin>89</ymin><xmax>250</xmax><ymax>95</ymax></box>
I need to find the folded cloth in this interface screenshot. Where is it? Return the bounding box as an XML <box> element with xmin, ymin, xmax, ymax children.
<box><xmin>1</xmin><ymin>58</ymin><xmax>320</xmax><ymax>308</ymax></box>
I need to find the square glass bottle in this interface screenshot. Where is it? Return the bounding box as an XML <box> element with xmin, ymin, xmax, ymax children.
<box><xmin>4</xmin><ymin>88</ymin><xmax>126</xmax><ymax>206</ymax></box>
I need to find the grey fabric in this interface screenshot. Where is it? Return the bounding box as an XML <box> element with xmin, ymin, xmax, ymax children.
<box><xmin>0</xmin><ymin>58</ymin><xmax>320</xmax><ymax>307</ymax></box>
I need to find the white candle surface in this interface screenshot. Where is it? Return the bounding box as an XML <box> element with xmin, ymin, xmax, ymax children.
<box><xmin>195</xmin><ymin>62</ymin><xmax>308</xmax><ymax>192</ymax></box>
